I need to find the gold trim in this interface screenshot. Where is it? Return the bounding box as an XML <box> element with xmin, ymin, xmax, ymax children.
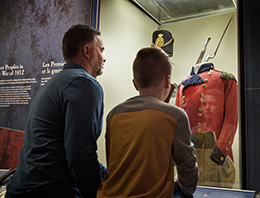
<box><xmin>151</xmin><ymin>38</ymin><xmax>173</xmax><ymax>48</ymax></box>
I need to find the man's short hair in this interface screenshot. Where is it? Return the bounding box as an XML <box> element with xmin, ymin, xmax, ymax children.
<box><xmin>133</xmin><ymin>47</ymin><xmax>172</xmax><ymax>89</ymax></box>
<box><xmin>62</xmin><ymin>24</ymin><xmax>101</xmax><ymax>61</ymax></box>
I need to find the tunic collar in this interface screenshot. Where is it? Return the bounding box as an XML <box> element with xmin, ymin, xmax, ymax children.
<box><xmin>181</xmin><ymin>63</ymin><xmax>214</xmax><ymax>88</ymax></box>
<box><xmin>190</xmin><ymin>62</ymin><xmax>214</xmax><ymax>75</ymax></box>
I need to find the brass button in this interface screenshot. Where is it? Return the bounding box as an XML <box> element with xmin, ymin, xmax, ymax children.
<box><xmin>220</xmin><ymin>157</ymin><xmax>224</xmax><ymax>161</ymax></box>
<box><xmin>226</xmin><ymin>147</ymin><xmax>229</xmax><ymax>151</ymax></box>
<box><xmin>200</xmin><ymin>93</ymin><xmax>204</xmax><ymax>97</ymax></box>
<box><xmin>205</xmin><ymin>79</ymin><xmax>208</xmax><ymax>82</ymax></box>
<box><xmin>182</xmin><ymin>96</ymin><xmax>186</xmax><ymax>99</ymax></box>
<box><xmin>208</xmin><ymin>72</ymin><xmax>212</xmax><ymax>76</ymax></box>
<box><xmin>229</xmin><ymin>141</ymin><xmax>232</xmax><ymax>145</ymax></box>
<box><xmin>198</xmin><ymin>108</ymin><xmax>202</xmax><ymax>112</ymax></box>
<box><xmin>197</xmin><ymin>122</ymin><xmax>201</xmax><ymax>127</ymax></box>
<box><xmin>199</xmin><ymin>98</ymin><xmax>203</xmax><ymax>103</ymax></box>
<box><xmin>202</xmin><ymin>84</ymin><xmax>206</xmax><ymax>88</ymax></box>
<box><xmin>198</xmin><ymin>113</ymin><xmax>202</xmax><ymax>117</ymax></box>
<box><xmin>198</xmin><ymin>128</ymin><xmax>202</xmax><ymax>133</ymax></box>
<box><xmin>182</xmin><ymin>100</ymin><xmax>185</xmax><ymax>105</ymax></box>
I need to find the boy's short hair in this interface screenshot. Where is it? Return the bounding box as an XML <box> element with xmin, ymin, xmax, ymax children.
<box><xmin>133</xmin><ymin>47</ymin><xmax>172</xmax><ymax>89</ymax></box>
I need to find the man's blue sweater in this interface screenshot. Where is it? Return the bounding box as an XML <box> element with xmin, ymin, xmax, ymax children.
<box><xmin>6</xmin><ymin>62</ymin><xmax>104</xmax><ymax>198</ymax></box>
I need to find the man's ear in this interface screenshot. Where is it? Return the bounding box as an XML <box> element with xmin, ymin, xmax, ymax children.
<box><xmin>132</xmin><ymin>79</ymin><xmax>139</xmax><ymax>91</ymax></box>
<box><xmin>82</xmin><ymin>44</ymin><xmax>91</xmax><ymax>59</ymax></box>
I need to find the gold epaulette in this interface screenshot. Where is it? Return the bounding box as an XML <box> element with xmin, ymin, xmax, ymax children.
<box><xmin>220</xmin><ymin>71</ymin><xmax>237</xmax><ymax>83</ymax></box>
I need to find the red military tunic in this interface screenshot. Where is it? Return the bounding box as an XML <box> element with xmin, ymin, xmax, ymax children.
<box><xmin>175</xmin><ymin>63</ymin><xmax>238</xmax><ymax>161</ymax></box>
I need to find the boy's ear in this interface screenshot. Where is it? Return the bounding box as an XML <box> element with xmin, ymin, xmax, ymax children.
<box><xmin>133</xmin><ymin>79</ymin><xmax>139</xmax><ymax>91</ymax></box>
<box><xmin>165</xmin><ymin>75</ymin><xmax>171</xmax><ymax>88</ymax></box>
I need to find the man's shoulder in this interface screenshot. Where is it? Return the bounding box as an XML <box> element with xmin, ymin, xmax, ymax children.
<box><xmin>59</xmin><ymin>68</ymin><xmax>101</xmax><ymax>88</ymax></box>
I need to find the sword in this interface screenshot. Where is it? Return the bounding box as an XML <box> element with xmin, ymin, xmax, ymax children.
<box><xmin>196</xmin><ymin>37</ymin><xmax>211</xmax><ymax>64</ymax></box>
<box><xmin>206</xmin><ymin>15</ymin><xmax>234</xmax><ymax>62</ymax></box>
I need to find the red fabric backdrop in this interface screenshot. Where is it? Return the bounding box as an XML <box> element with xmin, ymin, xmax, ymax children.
<box><xmin>0</xmin><ymin>127</ymin><xmax>24</xmax><ymax>169</ymax></box>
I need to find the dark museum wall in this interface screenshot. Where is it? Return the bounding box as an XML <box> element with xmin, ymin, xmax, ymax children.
<box><xmin>0</xmin><ymin>0</ymin><xmax>93</xmax><ymax>131</ymax></box>
<box><xmin>239</xmin><ymin>0</ymin><xmax>260</xmax><ymax>193</ymax></box>
<box><xmin>0</xmin><ymin>0</ymin><xmax>94</xmax><ymax>169</ymax></box>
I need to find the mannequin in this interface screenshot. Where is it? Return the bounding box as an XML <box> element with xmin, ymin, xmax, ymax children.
<box><xmin>175</xmin><ymin>62</ymin><xmax>238</xmax><ymax>188</ymax></box>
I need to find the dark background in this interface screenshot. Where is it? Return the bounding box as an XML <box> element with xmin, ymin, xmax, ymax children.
<box><xmin>0</xmin><ymin>0</ymin><xmax>93</xmax><ymax>131</ymax></box>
